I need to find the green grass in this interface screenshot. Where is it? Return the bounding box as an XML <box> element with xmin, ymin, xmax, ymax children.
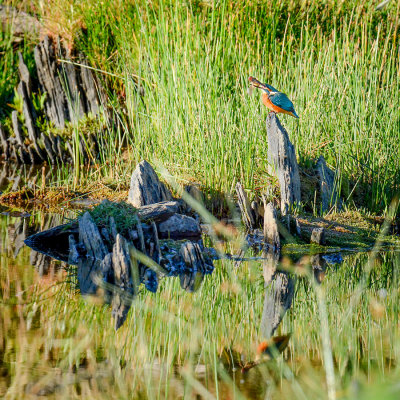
<box><xmin>1</xmin><ymin>0</ymin><xmax>399</xmax><ymax>215</ymax></box>
<box><xmin>1</xmin><ymin>3</ymin><xmax>400</xmax><ymax>397</ymax></box>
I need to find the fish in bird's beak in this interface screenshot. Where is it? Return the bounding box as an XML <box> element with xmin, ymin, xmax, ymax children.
<box><xmin>248</xmin><ymin>76</ymin><xmax>270</xmax><ymax>92</ymax></box>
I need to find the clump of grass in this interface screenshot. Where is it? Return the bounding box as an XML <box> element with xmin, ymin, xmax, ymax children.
<box><xmin>88</xmin><ymin>199</ymin><xmax>138</xmax><ymax>234</ymax></box>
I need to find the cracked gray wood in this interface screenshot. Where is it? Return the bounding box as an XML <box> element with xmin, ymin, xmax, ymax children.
<box><xmin>180</xmin><ymin>242</ymin><xmax>206</xmax><ymax>272</ymax></box>
<box><xmin>78</xmin><ymin>212</ymin><xmax>108</xmax><ymax>260</ymax></box>
<box><xmin>266</xmin><ymin>113</ymin><xmax>301</xmax><ymax>215</ymax></box>
<box><xmin>127</xmin><ymin>160</ymin><xmax>173</xmax><ymax>207</ymax></box>
<box><xmin>263</xmin><ymin>202</ymin><xmax>280</xmax><ymax>251</ymax></box>
<box><xmin>138</xmin><ymin>200</ymin><xmax>181</xmax><ymax>222</ymax></box>
<box><xmin>236</xmin><ymin>182</ymin><xmax>256</xmax><ymax>230</ymax></box>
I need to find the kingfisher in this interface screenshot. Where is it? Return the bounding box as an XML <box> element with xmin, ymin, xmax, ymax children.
<box><xmin>249</xmin><ymin>76</ymin><xmax>299</xmax><ymax>118</ymax></box>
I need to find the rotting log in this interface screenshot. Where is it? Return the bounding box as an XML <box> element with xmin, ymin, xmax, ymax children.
<box><xmin>266</xmin><ymin>113</ymin><xmax>301</xmax><ymax>215</ymax></box>
<box><xmin>127</xmin><ymin>160</ymin><xmax>173</xmax><ymax>207</ymax></box>
<box><xmin>236</xmin><ymin>182</ymin><xmax>256</xmax><ymax>230</ymax></box>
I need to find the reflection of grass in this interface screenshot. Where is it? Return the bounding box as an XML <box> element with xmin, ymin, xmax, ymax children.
<box><xmin>1</xmin><ymin>209</ymin><xmax>400</xmax><ymax>398</ymax></box>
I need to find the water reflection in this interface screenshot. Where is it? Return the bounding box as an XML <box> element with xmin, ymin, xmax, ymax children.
<box><xmin>1</xmin><ymin>209</ymin><xmax>399</xmax><ymax>399</ymax></box>
<box><xmin>261</xmin><ymin>249</ymin><xmax>296</xmax><ymax>338</ymax></box>
<box><xmin>0</xmin><ymin>210</ymin><xmax>71</xmax><ymax>277</ymax></box>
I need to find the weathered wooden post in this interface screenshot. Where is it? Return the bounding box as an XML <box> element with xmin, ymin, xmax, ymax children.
<box><xmin>266</xmin><ymin>113</ymin><xmax>301</xmax><ymax>215</ymax></box>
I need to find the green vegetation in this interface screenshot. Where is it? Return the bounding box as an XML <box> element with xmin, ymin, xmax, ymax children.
<box><xmin>1</xmin><ymin>0</ymin><xmax>399</xmax><ymax>215</ymax></box>
<box><xmin>88</xmin><ymin>199</ymin><xmax>138</xmax><ymax>234</ymax></box>
<box><xmin>1</xmin><ymin>1</ymin><xmax>400</xmax><ymax>399</ymax></box>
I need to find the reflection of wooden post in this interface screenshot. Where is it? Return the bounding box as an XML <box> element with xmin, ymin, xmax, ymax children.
<box><xmin>261</xmin><ymin>250</ymin><xmax>296</xmax><ymax>338</ymax></box>
<box><xmin>266</xmin><ymin>113</ymin><xmax>301</xmax><ymax>216</ymax></box>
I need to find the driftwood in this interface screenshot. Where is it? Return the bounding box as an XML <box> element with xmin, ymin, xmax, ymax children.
<box><xmin>266</xmin><ymin>113</ymin><xmax>301</xmax><ymax>215</ymax></box>
<box><xmin>316</xmin><ymin>156</ymin><xmax>340</xmax><ymax>212</ymax></box>
<box><xmin>127</xmin><ymin>160</ymin><xmax>173</xmax><ymax>207</ymax></box>
<box><xmin>236</xmin><ymin>182</ymin><xmax>256</xmax><ymax>230</ymax></box>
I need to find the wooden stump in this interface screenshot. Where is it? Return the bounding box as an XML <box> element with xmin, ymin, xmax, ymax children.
<box><xmin>310</xmin><ymin>227</ymin><xmax>326</xmax><ymax>245</ymax></box>
<box><xmin>127</xmin><ymin>160</ymin><xmax>173</xmax><ymax>207</ymax></box>
<box><xmin>236</xmin><ymin>182</ymin><xmax>256</xmax><ymax>230</ymax></box>
<box><xmin>0</xmin><ymin>35</ymin><xmax>107</xmax><ymax>165</ymax></box>
<box><xmin>263</xmin><ymin>201</ymin><xmax>280</xmax><ymax>251</ymax></box>
<box><xmin>266</xmin><ymin>113</ymin><xmax>301</xmax><ymax>215</ymax></box>
<box><xmin>78</xmin><ymin>212</ymin><xmax>108</xmax><ymax>260</ymax></box>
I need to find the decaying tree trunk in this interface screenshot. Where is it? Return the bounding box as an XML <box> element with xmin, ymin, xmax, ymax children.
<box><xmin>266</xmin><ymin>113</ymin><xmax>301</xmax><ymax>215</ymax></box>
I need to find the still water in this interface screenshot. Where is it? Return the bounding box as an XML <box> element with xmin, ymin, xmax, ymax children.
<box><xmin>1</xmin><ymin>208</ymin><xmax>399</xmax><ymax>399</ymax></box>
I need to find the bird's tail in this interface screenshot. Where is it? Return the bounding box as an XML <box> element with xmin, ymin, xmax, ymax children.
<box><xmin>291</xmin><ymin>110</ymin><xmax>299</xmax><ymax>119</ymax></box>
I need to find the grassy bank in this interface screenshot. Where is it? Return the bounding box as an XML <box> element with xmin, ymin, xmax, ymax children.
<box><xmin>0</xmin><ymin>0</ymin><xmax>399</xmax><ymax>215</ymax></box>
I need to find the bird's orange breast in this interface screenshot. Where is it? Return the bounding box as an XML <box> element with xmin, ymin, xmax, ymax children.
<box><xmin>262</xmin><ymin>93</ymin><xmax>293</xmax><ymax>116</ymax></box>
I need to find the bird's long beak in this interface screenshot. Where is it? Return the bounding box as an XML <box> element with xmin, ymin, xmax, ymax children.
<box><xmin>248</xmin><ymin>76</ymin><xmax>270</xmax><ymax>92</ymax></box>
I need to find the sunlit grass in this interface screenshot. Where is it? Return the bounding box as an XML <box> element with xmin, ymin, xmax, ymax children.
<box><xmin>1</xmin><ymin>1</ymin><xmax>399</xmax><ymax>214</ymax></box>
